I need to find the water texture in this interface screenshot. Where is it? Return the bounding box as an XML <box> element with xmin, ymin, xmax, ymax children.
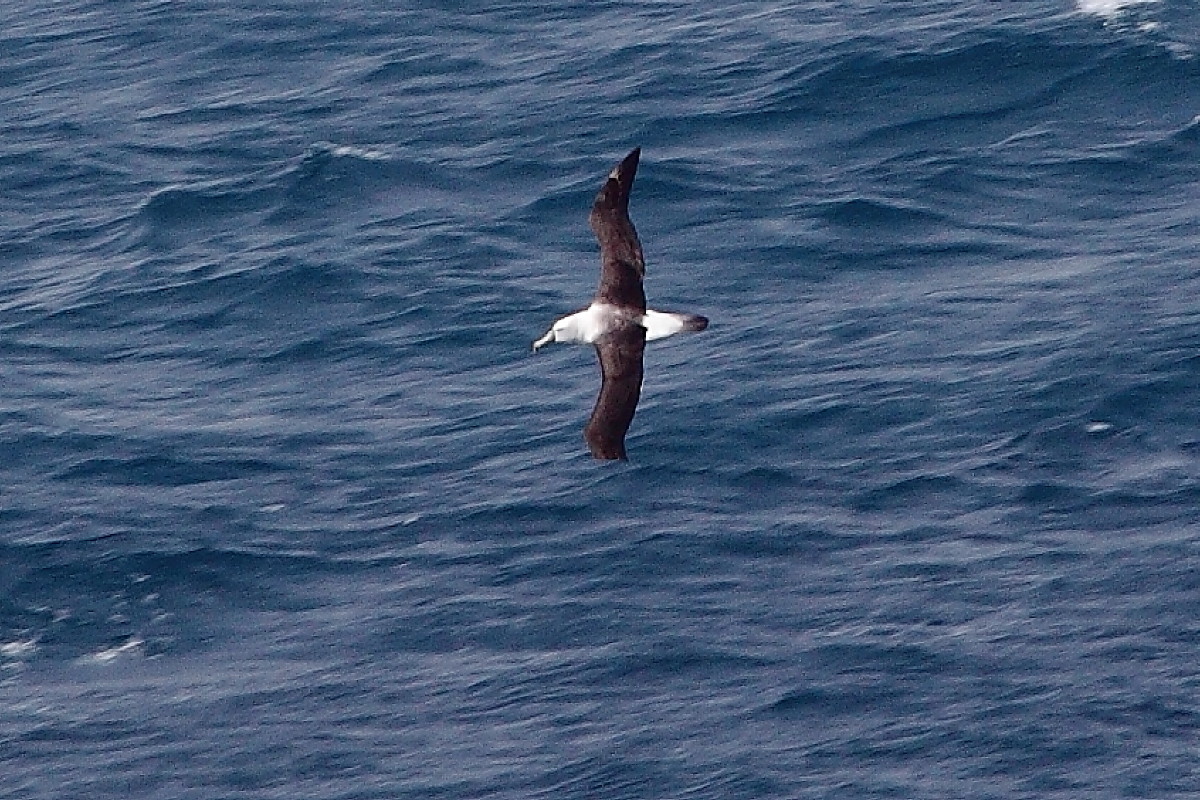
<box><xmin>2</xmin><ymin>1</ymin><xmax>1198</xmax><ymax>797</ymax></box>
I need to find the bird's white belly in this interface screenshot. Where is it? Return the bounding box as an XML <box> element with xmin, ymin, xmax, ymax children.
<box><xmin>563</xmin><ymin>303</ymin><xmax>633</xmax><ymax>343</ymax></box>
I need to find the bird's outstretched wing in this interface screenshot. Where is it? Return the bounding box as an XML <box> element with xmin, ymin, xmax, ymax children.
<box><xmin>589</xmin><ymin>148</ymin><xmax>646</xmax><ymax>312</ymax></box>
<box><xmin>584</xmin><ymin>323</ymin><xmax>646</xmax><ymax>460</ymax></box>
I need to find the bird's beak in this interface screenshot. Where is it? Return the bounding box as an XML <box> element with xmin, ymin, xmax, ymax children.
<box><xmin>532</xmin><ymin>330</ymin><xmax>555</xmax><ymax>351</ymax></box>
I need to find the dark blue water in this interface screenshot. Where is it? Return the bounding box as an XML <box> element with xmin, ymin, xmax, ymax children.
<box><xmin>3</xmin><ymin>1</ymin><xmax>1199</xmax><ymax>797</ymax></box>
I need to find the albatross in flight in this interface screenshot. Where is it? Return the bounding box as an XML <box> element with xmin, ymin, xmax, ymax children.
<box><xmin>533</xmin><ymin>148</ymin><xmax>708</xmax><ymax>460</ymax></box>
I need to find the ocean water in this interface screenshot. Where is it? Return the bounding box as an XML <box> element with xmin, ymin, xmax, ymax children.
<box><xmin>3</xmin><ymin>0</ymin><xmax>1199</xmax><ymax>797</ymax></box>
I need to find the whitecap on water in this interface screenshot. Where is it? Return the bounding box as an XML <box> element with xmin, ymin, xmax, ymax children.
<box><xmin>1076</xmin><ymin>0</ymin><xmax>1193</xmax><ymax>59</ymax></box>
<box><xmin>84</xmin><ymin>637</ymin><xmax>144</xmax><ymax>665</ymax></box>
<box><xmin>1</xmin><ymin>639</ymin><xmax>37</xmax><ymax>659</ymax></box>
<box><xmin>1076</xmin><ymin>0</ymin><xmax>1157</xmax><ymax>16</ymax></box>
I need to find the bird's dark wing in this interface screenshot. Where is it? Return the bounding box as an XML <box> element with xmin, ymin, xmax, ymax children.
<box><xmin>584</xmin><ymin>323</ymin><xmax>646</xmax><ymax>460</ymax></box>
<box><xmin>589</xmin><ymin>148</ymin><xmax>646</xmax><ymax>312</ymax></box>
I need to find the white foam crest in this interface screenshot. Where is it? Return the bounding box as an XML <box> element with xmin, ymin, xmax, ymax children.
<box><xmin>84</xmin><ymin>637</ymin><xmax>144</xmax><ymax>664</ymax></box>
<box><xmin>1076</xmin><ymin>0</ymin><xmax>1192</xmax><ymax>58</ymax></box>
<box><xmin>1</xmin><ymin>639</ymin><xmax>38</xmax><ymax>659</ymax></box>
<box><xmin>1076</xmin><ymin>0</ymin><xmax>1158</xmax><ymax>17</ymax></box>
<box><xmin>313</xmin><ymin>141</ymin><xmax>390</xmax><ymax>161</ymax></box>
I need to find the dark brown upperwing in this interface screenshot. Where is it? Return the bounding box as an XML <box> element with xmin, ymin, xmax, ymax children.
<box><xmin>583</xmin><ymin>323</ymin><xmax>646</xmax><ymax>460</ymax></box>
<box><xmin>588</xmin><ymin>148</ymin><xmax>646</xmax><ymax>312</ymax></box>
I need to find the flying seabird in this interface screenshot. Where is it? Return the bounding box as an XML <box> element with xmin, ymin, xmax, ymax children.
<box><xmin>533</xmin><ymin>148</ymin><xmax>708</xmax><ymax>460</ymax></box>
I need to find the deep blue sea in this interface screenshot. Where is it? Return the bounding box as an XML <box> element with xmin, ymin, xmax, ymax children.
<box><xmin>3</xmin><ymin>1</ymin><xmax>1200</xmax><ymax>797</ymax></box>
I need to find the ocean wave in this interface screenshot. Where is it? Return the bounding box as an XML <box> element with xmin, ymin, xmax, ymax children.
<box><xmin>55</xmin><ymin>453</ymin><xmax>284</xmax><ymax>486</ymax></box>
<box><xmin>0</xmin><ymin>542</ymin><xmax>380</xmax><ymax>665</ymax></box>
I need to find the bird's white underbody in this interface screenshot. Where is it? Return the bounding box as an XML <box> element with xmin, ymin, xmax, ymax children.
<box><xmin>533</xmin><ymin>303</ymin><xmax>700</xmax><ymax>350</ymax></box>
